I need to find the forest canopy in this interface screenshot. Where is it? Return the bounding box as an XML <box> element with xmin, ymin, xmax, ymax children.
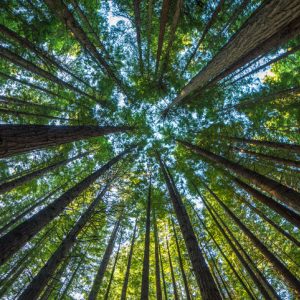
<box><xmin>0</xmin><ymin>0</ymin><xmax>300</xmax><ymax>299</ymax></box>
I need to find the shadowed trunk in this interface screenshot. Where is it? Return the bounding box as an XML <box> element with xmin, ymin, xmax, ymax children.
<box><xmin>0</xmin><ymin>148</ymin><xmax>131</xmax><ymax>266</ymax></box>
<box><xmin>157</xmin><ymin>154</ymin><xmax>221</xmax><ymax>300</ymax></box>
<box><xmin>166</xmin><ymin>237</ymin><xmax>179</xmax><ymax>300</ymax></box>
<box><xmin>88</xmin><ymin>219</ymin><xmax>121</xmax><ymax>300</ymax></box>
<box><xmin>134</xmin><ymin>0</ymin><xmax>144</xmax><ymax>75</ymax></box>
<box><xmin>159</xmin><ymin>241</ymin><xmax>168</xmax><ymax>300</ymax></box>
<box><xmin>178</xmin><ymin>140</ymin><xmax>300</xmax><ymax>213</ymax></box>
<box><xmin>0</xmin><ymin>124</ymin><xmax>131</xmax><ymax>158</ymax></box>
<box><xmin>153</xmin><ymin>208</ymin><xmax>162</xmax><ymax>300</ymax></box>
<box><xmin>140</xmin><ymin>179</ymin><xmax>151</xmax><ymax>299</ymax></box>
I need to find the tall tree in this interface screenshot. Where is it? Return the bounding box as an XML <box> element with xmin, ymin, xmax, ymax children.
<box><xmin>153</xmin><ymin>208</ymin><xmax>162</xmax><ymax>300</ymax></box>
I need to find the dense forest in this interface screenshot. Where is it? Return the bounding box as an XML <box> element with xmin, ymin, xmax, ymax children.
<box><xmin>0</xmin><ymin>0</ymin><xmax>299</xmax><ymax>299</ymax></box>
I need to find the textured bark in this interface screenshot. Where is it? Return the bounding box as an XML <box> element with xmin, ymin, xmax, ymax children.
<box><xmin>121</xmin><ymin>221</ymin><xmax>137</xmax><ymax>300</ymax></box>
<box><xmin>0</xmin><ymin>151</ymin><xmax>89</xmax><ymax>194</ymax></box>
<box><xmin>171</xmin><ymin>218</ymin><xmax>191</xmax><ymax>300</ymax></box>
<box><xmin>236</xmin><ymin>195</ymin><xmax>300</xmax><ymax>247</ymax></box>
<box><xmin>0</xmin><ymin>149</ymin><xmax>130</xmax><ymax>266</ymax></box>
<box><xmin>140</xmin><ymin>179</ymin><xmax>151</xmax><ymax>300</ymax></box>
<box><xmin>158</xmin><ymin>0</ymin><xmax>183</xmax><ymax>83</ymax></box>
<box><xmin>229</xmin><ymin>136</ymin><xmax>300</xmax><ymax>154</ymax></box>
<box><xmin>88</xmin><ymin>220</ymin><xmax>121</xmax><ymax>300</ymax></box>
<box><xmin>166</xmin><ymin>0</ymin><xmax>300</xmax><ymax>112</ymax></box>
<box><xmin>104</xmin><ymin>238</ymin><xmax>122</xmax><ymax>300</ymax></box>
<box><xmin>233</xmin><ymin>146</ymin><xmax>300</xmax><ymax>169</ymax></box>
<box><xmin>0</xmin><ymin>45</ymin><xmax>94</xmax><ymax>100</ymax></box>
<box><xmin>183</xmin><ymin>0</ymin><xmax>225</xmax><ymax>73</ymax></box>
<box><xmin>205</xmin><ymin>185</ymin><xmax>300</xmax><ymax>296</ymax></box>
<box><xmin>153</xmin><ymin>208</ymin><xmax>162</xmax><ymax>300</ymax></box>
<box><xmin>0</xmin><ymin>23</ymin><xmax>91</xmax><ymax>88</ymax></box>
<box><xmin>166</xmin><ymin>237</ymin><xmax>179</xmax><ymax>300</ymax></box>
<box><xmin>18</xmin><ymin>185</ymin><xmax>109</xmax><ymax>300</ymax></box>
<box><xmin>198</xmin><ymin>190</ymin><xmax>280</xmax><ymax>300</ymax></box>
<box><xmin>159</xmin><ymin>242</ymin><xmax>168</xmax><ymax>300</ymax></box>
<box><xmin>157</xmin><ymin>154</ymin><xmax>221</xmax><ymax>300</ymax></box>
<box><xmin>44</xmin><ymin>0</ymin><xmax>128</xmax><ymax>96</ymax></box>
<box><xmin>0</xmin><ymin>124</ymin><xmax>131</xmax><ymax>158</ymax></box>
<box><xmin>179</xmin><ymin>140</ymin><xmax>300</xmax><ymax>213</ymax></box>
<box><xmin>134</xmin><ymin>0</ymin><xmax>144</xmax><ymax>75</ymax></box>
<box><xmin>233</xmin><ymin>177</ymin><xmax>300</xmax><ymax>229</ymax></box>
<box><xmin>155</xmin><ymin>0</ymin><xmax>170</xmax><ymax>74</ymax></box>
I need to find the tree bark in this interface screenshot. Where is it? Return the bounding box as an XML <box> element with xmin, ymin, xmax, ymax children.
<box><xmin>0</xmin><ymin>148</ymin><xmax>131</xmax><ymax>266</ymax></box>
<box><xmin>88</xmin><ymin>219</ymin><xmax>121</xmax><ymax>300</ymax></box>
<box><xmin>140</xmin><ymin>178</ymin><xmax>151</xmax><ymax>300</ymax></box>
<box><xmin>146</xmin><ymin>0</ymin><xmax>153</xmax><ymax>75</ymax></box>
<box><xmin>166</xmin><ymin>237</ymin><xmax>179</xmax><ymax>300</ymax></box>
<box><xmin>0</xmin><ymin>124</ymin><xmax>131</xmax><ymax>158</ymax></box>
<box><xmin>204</xmin><ymin>184</ymin><xmax>300</xmax><ymax>296</ymax></box>
<box><xmin>157</xmin><ymin>154</ymin><xmax>222</xmax><ymax>300</ymax></box>
<box><xmin>171</xmin><ymin>218</ymin><xmax>191</xmax><ymax>300</ymax></box>
<box><xmin>165</xmin><ymin>0</ymin><xmax>300</xmax><ymax>112</ymax></box>
<box><xmin>18</xmin><ymin>185</ymin><xmax>109</xmax><ymax>300</ymax></box>
<box><xmin>159</xmin><ymin>240</ymin><xmax>168</xmax><ymax>300</ymax></box>
<box><xmin>134</xmin><ymin>0</ymin><xmax>144</xmax><ymax>75</ymax></box>
<box><xmin>232</xmin><ymin>177</ymin><xmax>300</xmax><ymax>229</ymax></box>
<box><xmin>0</xmin><ymin>151</ymin><xmax>90</xmax><ymax>194</ymax></box>
<box><xmin>153</xmin><ymin>208</ymin><xmax>162</xmax><ymax>300</ymax></box>
<box><xmin>121</xmin><ymin>220</ymin><xmax>137</xmax><ymax>300</ymax></box>
<box><xmin>178</xmin><ymin>140</ymin><xmax>300</xmax><ymax>213</ymax></box>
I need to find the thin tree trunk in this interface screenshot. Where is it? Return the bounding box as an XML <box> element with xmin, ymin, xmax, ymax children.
<box><xmin>159</xmin><ymin>241</ymin><xmax>168</xmax><ymax>300</ymax></box>
<box><xmin>0</xmin><ymin>45</ymin><xmax>94</xmax><ymax>100</ymax></box>
<box><xmin>0</xmin><ymin>151</ymin><xmax>90</xmax><ymax>194</ymax></box>
<box><xmin>0</xmin><ymin>149</ymin><xmax>131</xmax><ymax>266</ymax></box>
<box><xmin>140</xmin><ymin>178</ymin><xmax>151</xmax><ymax>300</ymax></box>
<box><xmin>229</xmin><ymin>136</ymin><xmax>300</xmax><ymax>155</ymax></box>
<box><xmin>157</xmin><ymin>154</ymin><xmax>221</xmax><ymax>300</ymax></box>
<box><xmin>0</xmin><ymin>124</ymin><xmax>131</xmax><ymax>158</ymax></box>
<box><xmin>171</xmin><ymin>218</ymin><xmax>191</xmax><ymax>300</ymax></box>
<box><xmin>18</xmin><ymin>185</ymin><xmax>109</xmax><ymax>300</ymax></box>
<box><xmin>233</xmin><ymin>146</ymin><xmax>300</xmax><ymax>169</ymax></box>
<box><xmin>134</xmin><ymin>0</ymin><xmax>144</xmax><ymax>75</ymax></box>
<box><xmin>155</xmin><ymin>0</ymin><xmax>170</xmax><ymax>74</ymax></box>
<box><xmin>178</xmin><ymin>140</ymin><xmax>300</xmax><ymax>213</ymax></box>
<box><xmin>198</xmin><ymin>189</ymin><xmax>280</xmax><ymax>300</ymax></box>
<box><xmin>121</xmin><ymin>220</ymin><xmax>137</xmax><ymax>300</ymax></box>
<box><xmin>232</xmin><ymin>177</ymin><xmax>300</xmax><ymax>229</ymax></box>
<box><xmin>153</xmin><ymin>208</ymin><xmax>162</xmax><ymax>300</ymax></box>
<box><xmin>44</xmin><ymin>0</ymin><xmax>128</xmax><ymax>96</ymax></box>
<box><xmin>165</xmin><ymin>0</ymin><xmax>300</xmax><ymax>112</ymax></box>
<box><xmin>88</xmin><ymin>219</ymin><xmax>121</xmax><ymax>300</ymax></box>
<box><xmin>204</xmin><ymin>184</ymin><xmax>300</xmax><ymax>296</ymax></box>
<box><xmin>182</xmin><ymin>0</ymin><xmax>225</xmax><ymax>74</ymax></box>
<box><xmin>103</xmin><ymin>237</ymin><xmax>122</xmax><ymax>300</ymax></box>
<box><xmin>0</xmin><ymin>23</ymin><xmax>91</xmax><ymax>88</ymax></box>
<box><xmin>146</xmin><ymin>0</ymin><xmax>153</xmax><ymax>75</ymax></box>
<box><xmin>166</xmin><ymin>237</ymin><xmax>179</xmax><ymax>300</ymax></box>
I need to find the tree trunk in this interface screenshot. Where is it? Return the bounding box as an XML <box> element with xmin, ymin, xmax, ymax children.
<box><xmin>171</xmin><ymin>218</ymin><xmax>191</xmax><ymax>300</ymax></box>
<box><xmin>134</xmin><ymin>0</ymin><xmax>144</xmax><ymax>75</ymax></box>
<box><xmin>44</xmin><ymin>0</ymin><xmax>128</xmax><ymax>97</ymax></box>
<box><xmin>198</xmin><ymin>189</ymin><xmax>280</xmax><ymax>300</ymax></box>
<box><xmin>166</xmin><ymin>237</ymin><xmax>179</xmax><ymax>300</ymax></box>
<box><xmin>0</xmin><ymin>148</ymin><xmax>130</xmax><ymax>266</ymax></box>
<box><xmin>178</xmin><ymin>140</ymin><xmax>300</xmax><ymax>213</ymax></box>
<box><xmin>18</xmin><ymin>185</ymin><xmax>109</xmax><ymax>300</ymax></box>
<box><xmin>104</xmin><ymin>237</ymin><xmax>122</xmax><ymax>300</ymax></box>
<box><xmin>146</xmin><ymin>0</ymin><xmax>153</xmax><ymax>75</ymax></box>
<box><xmin>182</xmin><ymin>0</ymin><xmax>225</xmax><ymax>73</ymax></box>
<box><xmin>233</xmin><ymin>146</ymin><xmax>300</xmax><ymax>169</ymax></box>
<box><xmin>153</xmin><ymin>208</ymin><xmax>162</xmax><ymax>300</ymax></box>
<box><xmin>155</xmin><ymin>0</ymin><xmax>170</xmax><ymax>74</ymax></box>
<box><xmin>0</xmin><ymin>45</ymin><xmax>94</xmax><ymax>100</ymax></box>
<box><xmin>121</xmin><ymin>220</ymin><xmax>137</xmax><ymax>300</ymax></box>
<box><xmin>140</xmin><ymin>179</ymin><xmax>151</xmax><ymax>300</ymax></box>
<box><xmin>88</xmin><ymin>219</ymin><xmax>121</xmax><ymax>300</ymax></box>
<box><xmin>157</xmin><ymin>154</ymin><xmax>222</xmax><ymax>300</ymax></box>
<box><xmin>0</xmin><ymin>23</ymin><xmax>91</xmax><ymax>88</ymax></box>
<box><xmin>0</xmin><ymin>151</ymin><xmax>90</xmax><ymax>194</ymax></box>
<box><xmin>0</xmin><ymin>124</ymin><xmax>131</xmax><ymax>158</ymax></box>
<box><xmin>204</xmin><ymin>184</ymin><xmax>300</xmax><ymax>296</ymax></box>
<box><xmin>229</xmin><ymin>136</ymin><xmax>300</xmax><ymax>155</ymax></box>
<box><xmin>159</xmin><ymin>241</ymin><xmax>168</xmax><ymax>300</ymax></box>
<box><xmin>232</xmin><ymin>177</ymin><xmax>300</xmax><ymax>229</ymax></box>
<box><xmin>165</xmin><ymin>0</ymin><xmax>300</xmax><ymax>112</ymax></box>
